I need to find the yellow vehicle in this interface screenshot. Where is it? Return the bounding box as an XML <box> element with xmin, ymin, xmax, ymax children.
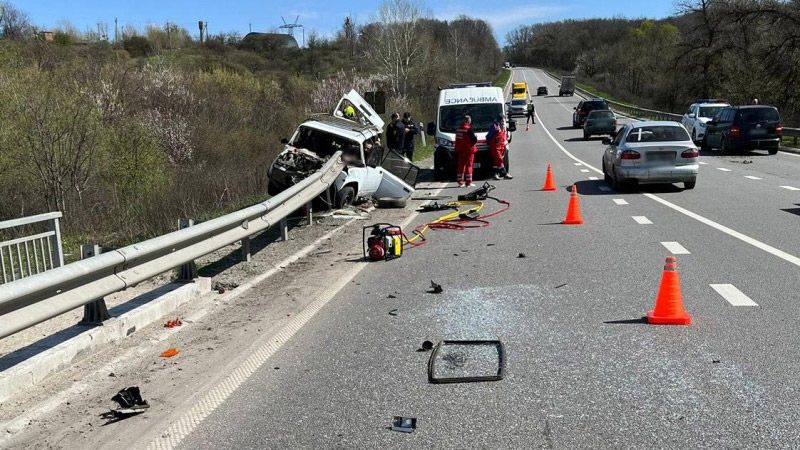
<box><xmin>512</xmin><ymin>82</ymin><xmax>528</xmax><ymax>97</ymax></box>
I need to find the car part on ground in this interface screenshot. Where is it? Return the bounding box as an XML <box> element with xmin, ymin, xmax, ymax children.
<box><xmin>427</xmin><ymin>340</ymin><xmax>505</xmax><ymax>384</ymax></box>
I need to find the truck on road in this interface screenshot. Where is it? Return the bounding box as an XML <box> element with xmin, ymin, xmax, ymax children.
<box><xmin>559</xmin><ymin>76</ymin><xmax>576</xmax><ymax>96</ymax></box>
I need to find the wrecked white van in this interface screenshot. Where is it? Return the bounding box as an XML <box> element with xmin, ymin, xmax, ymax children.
<box><xmin>268</xmin><ymin>90</ymin><xmax>418</xmax><ymax>208</ymax></box>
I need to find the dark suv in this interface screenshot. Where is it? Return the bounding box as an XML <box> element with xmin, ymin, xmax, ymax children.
<box><xmin>702</xmin><ymin>105</ymin><xmax>782</xmax><ymax>154</ymax></box>
<box><xmin>573</xmin><ymin>99</ymin><xmax>609</xmax><ymax>128</ymax></box>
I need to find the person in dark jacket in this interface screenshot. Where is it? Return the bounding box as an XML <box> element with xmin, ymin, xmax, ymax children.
<box><xmin>385</xmin><ymin>112</ymin><xmax>404</xmax><ymax>153</ymax></box>
<box><xmin>401</xmin><ymin>112</ymin><xmax>419</xmax><ymax>161</ymax></box>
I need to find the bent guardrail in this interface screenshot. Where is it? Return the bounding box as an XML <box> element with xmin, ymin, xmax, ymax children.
<box><xmin>0</xmin><ymin>152</ymin><xmax>345</xmax><ymax>339</ymax></box>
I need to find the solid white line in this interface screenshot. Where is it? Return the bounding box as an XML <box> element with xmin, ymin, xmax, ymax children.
<box><xmin>780</xmin><ymin>185</ymin><xmax>800</xmax><ymax>191</ymax></box>
<box><xmin>145</xmin><ymin>182</ymin><xmax>448</xmax><ymax>450</ymax></box>
<box><xmin>580</xmin><ymin>169</ymin><xmax>590</xmax><ymax>173</ymax></box>
<box><xmin>717</xmin><ymin>167</ymin><xmax>732</xmax><ymax>172</ymax></box>
<box><xmin>744</xmin><ymin>175</ymin><xmax>762</xmax><ymax>180</ymax></box>
<box><xmin>535</xmin><ymin>110</ymin><xmax>800</xmax><ymax>269</ymax></box>
<box><xmin>588</xmin><ymin>176</ymin><xmax>599</xmax><ymax>180</ymax></box>
<box><xmin>632</xmin><ymin>216</ymin><xmax>653</xmax><ymax>225</ymax></box>
<box><xmin>710</xmin><ymin>284</ymin><xmax>759</xmax><ymax>306</ymax></box>
<box><xmin>661</xmin><ymin>241</ymin><xmax>691</xmax><ymax>255</ymax></box>
<box><xmin>613</xmin><ymin>198</ymin><xmax>628</xmax><ymax>205</ymax></box>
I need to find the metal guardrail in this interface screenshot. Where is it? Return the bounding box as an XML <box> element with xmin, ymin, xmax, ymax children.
<box><xmin>0</xmin><ymin>212</ymin><xmax>64</xmax><ymax>285</ymax></box>
<box><xmin>0</xmin><ymin>152</ymin><xmax>345</xmax><ymax>339</ymax></box>
<box><xmin>783</xmin><ymin>127</ymin><xmax>800</xmax><ymax>146</ymax></box>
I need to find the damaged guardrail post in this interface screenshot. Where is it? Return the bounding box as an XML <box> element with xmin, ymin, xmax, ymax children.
<box><xmin>306</xmin><ymin>202</ymin><xmax>313</xmax><ymax>226</ymax></box>
<box><xmin>177</xmin><ymin>219</ymin><xmax>197</xmax><ymax>281</ymax></box>
<box><xmin>79</xmin><ymin>244</ymin><xmax>110</xmax><ymax>325</ymax></box>
<box><xmin>279</xmin><ymin>217</ymin><xmax>289</xmax><ymax>241</ymax></box>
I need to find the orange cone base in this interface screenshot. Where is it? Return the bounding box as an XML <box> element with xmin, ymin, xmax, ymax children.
<box><xmin>561</xmin><ymin>218</ymin><xmax>584</xmax><ymax>225</ymax></box>
<box><xmin>646</xmin><ymin>310</ymin><xmax>691</xmax><ymax>325</ymax></box>
<box><xmin>542</xmin><ymin>186</ymin><xmax>557</xmax><ymax>192</ymax></box>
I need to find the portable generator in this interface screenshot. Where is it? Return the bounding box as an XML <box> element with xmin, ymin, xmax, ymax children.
<box><xmin>363</xmin><ymin>223</ymin><xmax>403</xmax><ymax>261</ymax></box>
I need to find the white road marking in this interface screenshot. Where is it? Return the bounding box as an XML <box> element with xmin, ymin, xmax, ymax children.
<box><xmin>780</xmin><ymin>185</ymin><xmax>800</xmax><ymax>191</ymax></box>
<box><xmin>710</xmin><ymin>284</ymin><xmax>759</xmax><ymax>306</ymax></box>
<box><xmin>580</xmin><ymin>169</ymin><xmax>590</xmax><ymax>173</ymax></box>
<box><xmin>535</xmin><ymin>110</ymin><xmax>800</xmax><ymax>269</ymax></box>
<box><xmin>781</xmin><ymin>150</ymin><xmax>800</xmax><ymax>158</ymax></box>
<box><xmin>744</xmin><ymin>175</ymin><xmax>762</xmax><ymax>180</ymax></box>
<box><xmin>661</xmin><ymin>241</ymin><xmax>691</xmax><ymax>255</ymax></box>
<box><xmin>588</xmin><ymin>176</ymin><xmax>599</xmax><ymax>180</ymax></box>
<box><xmin>717</xmin><ymin>167</ymin><xmax>732</xmax><ymax>172</ymax></box>
<box><xmin>698</xmin><ymin>161</ymin><xmax>709</xmax><ymax>165</ymax></box>
<box><xmin>613</xmin><ymin>198</ymin><xmax>628</xmax><ymax>205</ymax></box>
<box><xmin>599</xmin><ymin>186</ymin><xmax>612</xmax><ymax>192</ymax></box>
<box><xmin>574</xmin><ymin>163</ymin><xmax>582</xmax><ymax>166</ymax></box>
<box><xmin>144</xmin><ymin>183</ymin><xmax>450</xmax><ymax>449</ymax></box>
<box><xmin>632</xmin><ymin>216</ymin><xmax>653</xmax><ymax>224</ymax></box>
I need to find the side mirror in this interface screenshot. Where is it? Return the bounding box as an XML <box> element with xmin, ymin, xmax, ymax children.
<box><xmin>688</xmin><ymin>113</ymin><xmax>696</xmax><ymax>119</ymax></box>
<box><xmin>602</xmin><ymin>137</ymin><xmax>612</xmax><ymax>145</ymax></box>
<box><xmin>426</xmin><ymin>122</ymin><xmax>436</xmax><ymax>136</ymax></box>
<box><xmin>573</xmin><ymin>107</ymin><xmax>577</xmax><ymax>110</ymax></box>
<box><xmin>280</xmin><ymin>138</ymin><xmax>289</xmax><ymax>144</ymax></box>
<box><xmin>508</xmin><ymin>120</ymin><xmax>517</xmax><ymax>132</ymax></box>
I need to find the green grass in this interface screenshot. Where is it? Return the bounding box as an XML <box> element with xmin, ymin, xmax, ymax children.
<box><xmin>577</xmin><ymin>83</ymin><xmax>635</xmax><ymax>107</ymax></box>
<box><xmin>782</xmin><ymin>136</ymin><xmax>799</xmax><ymax>148</ymax></box>
<box><xmin>414</xmin><ymin>142</ymin><xmax>435</xmax><ymax>162</ymax></box>
<box><xmin>494</xmin><ymin>68</ymin><xmax>512</xmax><ymax>88</ymax></box>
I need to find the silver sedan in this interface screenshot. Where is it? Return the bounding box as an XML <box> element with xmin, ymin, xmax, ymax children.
<box><xmin>601</xmin><ymin>121</ymin><xmax>699</xmax><ymax>190</ymax></box>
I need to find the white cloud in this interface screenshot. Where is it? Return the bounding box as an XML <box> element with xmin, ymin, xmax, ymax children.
<box><xmin>435</xmin><ymin>3</ymin><xmax>565</xmax><ymax>29</ymax></box>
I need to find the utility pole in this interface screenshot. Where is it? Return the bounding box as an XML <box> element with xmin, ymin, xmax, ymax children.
<box><xmin>249</xmin><ymin>23</ymin><xmax>252</xmax><ymax>33</ymax></box>
<box><xmin>166</xmin><ymin>21</ymin><xmax>171</xmax><ymax>49</ymax></box>
<box><xmin>198</xmin><ymin>20</ymin><xmax>204</xmax><ymax>44</ymax></box>
<box><xmin>114</xmin><ymin>17</ymin><xmax>118</xmax><ymax>44</ymax></box>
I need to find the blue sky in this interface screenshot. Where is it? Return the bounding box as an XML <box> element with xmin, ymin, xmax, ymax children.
<box><xmin>15</xmin><ymin>0</ymin><xmax>679</xmax><ymax>45</ymax></box>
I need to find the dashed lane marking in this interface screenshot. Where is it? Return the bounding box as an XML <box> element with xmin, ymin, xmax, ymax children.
<box><xmin>588</xmin><ymin>176</ymin><xmax>599</xmax><ymax>180</ymax></box>
<box><xmin>535</xmin><ymin>110</ymin><xmax>800</xmax><ymax>269</ymax></box>
<box><xmin>780</xmin><ymin>185</ymin><xmax>800</xmax><ymax>191</ymax></box>
<box><xmin>574</xmin><ymin>163</ymin><xmax>582</xmax><ymax>166</ymax></box>
<box><xmin>580</xmin><ymin>169</ymin><xmax>590</xmax><ymax>173</ymax></box>
<box><xmin>632</xmin><ymin>216</ymin><xmax>653</xmax><ymax>225</ymax></box>
<box><xmin>661</xmin><ymin>241</ymin><xmax>691</xmax><ymax>255</ymax></box>
<box><xmin>744</xmin><ymin>176</ymin><xmax>763</xmax><ymax>180</ymax></box>
<box><xmin>698</xmin><ymin>161</ymin><xmax>709</xmax><ymax>165</ymax></box>
<box><xmin>717</xmin><ymin>167</ymin><xmax>732</xmax><ymax>172</ymax></box>
<box><xmin>613</xmin><ymin>198</ymin><xmax>628</xmax><ymax>205</ymax></box>
<box><xmin>710</xmin><ymin>284</ymin><xmax>759</xmax><ymax>306</ymax></box>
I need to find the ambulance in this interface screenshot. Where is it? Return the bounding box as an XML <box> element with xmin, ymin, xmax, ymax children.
<box><xmin>426</xmin><ymin>82</ymin><xmax>516</xmax><ymax>181</ymax></box>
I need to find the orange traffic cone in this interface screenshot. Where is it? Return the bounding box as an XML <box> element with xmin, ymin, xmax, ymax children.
<box><xmin>646</xmin><ymin>256</ymin><xmax>692</xmax><ymax>325</ymax></box>
<box><xmin>541</xmin><ymin>164</ymin><xmax>557</xmax><ymax>191</ymax></box>
<box><xmin>561</xmin><ymin>184</ymin><xmax>584</xmax><ymax>225</ymax></box>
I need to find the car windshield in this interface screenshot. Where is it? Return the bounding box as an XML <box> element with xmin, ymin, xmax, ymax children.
<box><xmin>584</xmin><ymin>101</ymin><xmax>608</xmax><ymax>111</ymax></box>
<box><xmin>698</xmin><ymin>106</ymin><xmax>726</xmax><ymax>119</ymax></box>
<box><xmin>511</xmin><ymin>99</ymin><xmax>527</xmax><ymax>106</ymax></box>
<box><xmin>589</xmin><ymin>110</ymin><xmax>614</xmax><ymax>118</ymax></box>
<box><xmin>739</xmin><ymin>108</ymin><xmax>779</xmax><ymax>122</ymax></box>
<box><xmin>512</xmin><ymin>87</ymin><xmax>525</xmax><ymax>95</ymax></box>
<box><xmin>440</xmin><ymin>103</ymin><xmax>503</xmax><ymax>133</ymax></box>
<box><xmin>625</xmin><ymin>125</ymin><xmax>690</xmax><ymax>143</ymax></box>
<box><xmin>292</xmin><ymin>125</ymin><xmax>360</xmax><ymax>158</ymax></box>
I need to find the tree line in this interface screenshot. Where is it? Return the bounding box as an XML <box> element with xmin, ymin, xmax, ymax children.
<box><xmin>505</xmin><ymin>0</ymin><xmax>800</xmax><ymax>123</ymax></box>
<box><xmin>0</xmin><ymin>0</ymin><xmax>501</xmax><ymax>256</ymax></box>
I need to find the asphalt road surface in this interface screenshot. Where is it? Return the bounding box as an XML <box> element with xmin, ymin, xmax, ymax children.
<box><xmin>169</xmin><ymin>68</ymin><xmax>800</xmax><ymax>449</ymax></box>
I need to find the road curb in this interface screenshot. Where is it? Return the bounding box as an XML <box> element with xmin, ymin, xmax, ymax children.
<box><xmin>0</xmin><ymin>278</ymin><xmax>211</xmax><ymax>404</ymax></box>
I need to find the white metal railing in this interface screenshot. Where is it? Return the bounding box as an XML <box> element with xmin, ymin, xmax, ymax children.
<box><xmin>0</xmin><ymin>212</ymin><xmax>64</xmax><ymax>285</ymax></box>
<box><xmin>0</xmin><ymin>153</ymin><xmax>344</xmax><ymax>339</ymax></box>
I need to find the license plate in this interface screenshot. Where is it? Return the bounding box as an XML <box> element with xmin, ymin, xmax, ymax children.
<box><xmin>473</xmin><ymin>163</ymin><xmax>481</xmax><ymax>168</ymax></box>
<box><xmin>750</xmin><ymin>128</ymin><xmax>767</xmax><ymax>136</ymax></box>
<box><xmin>648</xmin><ymin>152</ymin><xmax>675</xmax><ymax>161</ymax></box>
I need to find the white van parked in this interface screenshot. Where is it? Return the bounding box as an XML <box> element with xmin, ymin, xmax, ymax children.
<box><xmin>426</xmin><ymin>82</ymin><xmax>516</xmax><ymax>181</ymax></box>
<box><xmin>268</xmin><ymin>90</ymin><xmax>417</xmax><ymax>208</ymax></box>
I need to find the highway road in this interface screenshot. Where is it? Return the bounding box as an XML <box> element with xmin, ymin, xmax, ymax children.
<box><xmin>162</xmin><ymin>68</ymin><xmax>800</xmax><ymax>448</ymax></box>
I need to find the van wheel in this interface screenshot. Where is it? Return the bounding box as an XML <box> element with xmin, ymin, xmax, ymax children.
<box><xmin>583</xmin><ymin>131</ymin><xmax>589</xmax><ymax>140</ymax></box>
<box><xmin>684</xmin><ymin>180</ymin><xmax>696</xmax><ymax>190</ymax></box>
<box><xmin>335</xmin><ymin>185</ymin><xmax>355</xmax><ymax>209</ymax></box>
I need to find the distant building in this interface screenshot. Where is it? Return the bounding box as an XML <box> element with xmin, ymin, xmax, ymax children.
<box><xmin>240</xmin><ymin>32</ymin><xmax>299</xmax><ymax>52</ymax></box>
<box><xmin>39</xmin><ymin>31</ymin><xmax>55</xmax><ymax>42</ymax></box>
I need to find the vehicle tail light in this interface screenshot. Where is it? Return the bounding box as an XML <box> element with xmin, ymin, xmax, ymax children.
<box><xmin>730</xmin><ymin>126</ymin><xmax>741</xmax><ymax>139</ymax></box>
<box><xmin>620</xmin><ymin>150</ymin><xmax>641</xmax><ymax>160</ymax></box>
<box><xmin>681</xmin><ymin>148</ymin><xmax>699</xmax><ymax>159</ymax></box>
<box><xmin>776</xmin><ymin>124</ymin><xmax>783</xmax><ymax>136</ymax></box>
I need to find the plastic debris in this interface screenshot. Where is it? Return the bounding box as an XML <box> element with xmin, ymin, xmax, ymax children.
<box><xmin>164</xmin><ymin>318</ymin><xmax>182</xmax><ymax>328</ymax></box>
<box><xmin>429</xmin><ymin>281</ymin><xmax>443</xmax><ymax>294</ymax></box>
<box><xmin>517</xmin><ymin>253</ymin><xmax>526</xmax><ymax>258</ymax></box>
<box><xmin>160</xmin><ymin>348</ymin><xmax>179</xmax><ymax>358</ymax></box>
<box><xmin>100</xmin><ymin>387</ymin><xmax>149</xmax><ymax>421</ymax></box>
<box><xmin>391</xmin><ymin>416</ymin><xmax>417</xmax><ymax>433</ymax></box>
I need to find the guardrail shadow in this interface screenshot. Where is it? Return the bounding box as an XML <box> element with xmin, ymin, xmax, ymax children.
<box><xmin>556</xmin><ymin>126</ymin><xmax>577</xmax><ymax>131</ymax></box>
<box><xmin>571</xmin><ymin>179</ymin><xmax>685</xmax><ymax>196</ymax></box>
<box><xmin>0</xmin><ymin>282</ymin><xmax>186</xmax><ymax>372</ymax></box>
<box><xmin>782</xmin><ymin>204</ymin><xmax>800</xmax><ymax>217</ymax></box>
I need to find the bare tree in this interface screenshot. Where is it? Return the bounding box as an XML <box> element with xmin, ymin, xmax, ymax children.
<box><xmin>0</xmin><ymin>1</ymin><xmax>33</xmax><ymax>39</ymax></box>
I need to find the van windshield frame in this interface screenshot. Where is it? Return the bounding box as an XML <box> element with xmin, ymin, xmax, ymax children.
<box><xmin>439</xmin><ymin>103</ymin><xmax>503</xmax><ymax>133</ymax></box>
